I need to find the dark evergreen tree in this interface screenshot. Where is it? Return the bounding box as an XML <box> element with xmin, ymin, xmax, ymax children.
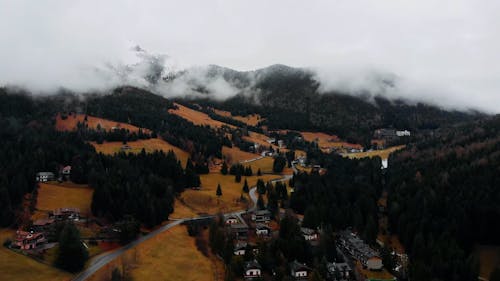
<box><xmin>221</xmin><ymin>162</ymin><xmax>228</xmax><ymax>175</ymax></box>
<box><xmin>55</xmin><ymin>223</ymin><xmax>88</xmax><ymax>272</ymax></box>
<box><xmin>242</xmin><ymin>179</ymin><xmax>249</xmax><ymax>193</ymax></box>
<box><xmin>216</xmin><ymin>184</ymin><xmax>223</xmax><ymax>197</ymax></box>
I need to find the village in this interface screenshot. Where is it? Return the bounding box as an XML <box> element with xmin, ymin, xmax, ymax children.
<box><xmin>2</xmin><ymin>103</ymin><xmax>411</xmax><ymax>281</ymax></box>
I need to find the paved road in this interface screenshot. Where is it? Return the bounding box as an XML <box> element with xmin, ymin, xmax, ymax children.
<box><xmin>73</xmin><ymin>160</ymin><xmax>296</xmax><ymax>281</ymax></box>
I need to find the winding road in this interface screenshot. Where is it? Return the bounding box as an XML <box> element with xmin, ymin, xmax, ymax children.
<box><xmin>72</xmin><ymin>157</ymin><xmax>295</xmax><ymax>281</ymax></box>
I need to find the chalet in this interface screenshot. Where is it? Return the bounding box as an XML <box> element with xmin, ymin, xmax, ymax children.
<box><xmin>252</xmin><ymin>210</ymin><xmax>271</xmax><ymax>223</ymax></box>
<box><xmin>327</xmin><ymin>262</ymin><xmax>353</xmax><ymax>281</ymax></box>
<box><xmin>244</xmin><ymin>260</ymin><xmax>262</xmax><ymax>279</ymax></box>
<box><xmin>289</xmin><ymin>260</ymin><xmax>311</xmax><ymax>280</ymax></box>
<box><xmin>50</xmin><ymin>207</ymin><xmax>80</xmax><ymax>221</ymax></box>
<box><xmin>61</xmin><ymin>165</ymin><xmax>71</xmax><ymax>176</ymax></box>
<box><xmin>301</xmin><ymin>227</ymin><xmax>319</xmax><ymax>242</ymax></box>
<box><xmin>36</xmin><ymin>172</ymin><xmax>55</xmax><ymax>182</ymax></box>
<box><xmin>13</xmin><ymin>230</ymin><xmax>46</xmax><ymax>250</ymax></box>
<box><xmin>234</xmin><ymin>241</ymin><xmax>247</xmax><ymax>256</ymax></box>
<box><xmin>225</xmin><ymin>216</ymin><xmax>239</xmax><ymax>225</ymax></box>
<box><xmin>255</xmin><ymin>224</ymin><xmax>271</xmax><ymax>237</ymax></box>
<box><xmin>230</xmin><ymin>223</ymin><xmax>249</xmax><ymax>239</ymax></box>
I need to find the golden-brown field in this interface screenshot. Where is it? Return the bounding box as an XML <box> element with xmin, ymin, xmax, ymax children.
<box><xmin>343</xmin><ymin>145</ymin><xmax>405</xmax><ymax>160</ymax></box>
<box><xmin>0</xmin><ymin>229</ymin><xmax>72</xmax><ymax>281</ymax></box>
<box><xmin>246</xmin><ymin>157</ymin><xmax>275</xmax><ymax>174</ymax></box>
<box><xmin>222</xmin><ymin>146</ymin><xmax>259</xmax><ymax>164</ymax></box>
<box><xmin>213</xmin><ymin>108</ymin><xmax>263</xmax><ymax>126</ymax></box>
<box><xmin>168</xmin><ymin>103</ymin><xmax>235</xmax><ymax>129</ymax></box>
<box><xmin>87</xmin><ymin>225</ymin><xmax>214</xmax><ymax>281</ymax></box>
<box><xmin>55</xmin><ymin>113</ymin><xmax>148</xmax><ymax>133</ymax></box>
<box><xmin>179</xmin><ymin>173</ymin><xmax>279</xmax><ymax>214</ymax></box>
<box><xmin>90</xmin><ymin>138</ymin><xmax>190</xmax><ymax>166</ymax></box>
<box><xmin>35</xmin><ymin>182</ymin><xmax>93</xmax><ymax>216</ymax></box>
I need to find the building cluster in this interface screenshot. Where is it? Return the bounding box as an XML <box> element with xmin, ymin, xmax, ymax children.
<box><xmin>11</xmin><ymin>207</ymin><xmax>81</xmax><ymax>252</ymax></box>
<box><xmin>338</xmin><ymin>231</ymin><xmax>383</xmax><ymax>271</ymax></box>
<box><xmin>225</xmin><ymin>209</ymin><xmax>322</xmax><ymax>280</ymax></box>
<box><xmin>35</xmin><ymin>165</ymin><xmax>72</xmax><ymax>183</ymax></box>
<box><xmin>372</xmin><ymin>128</ymin><xmax>411</xmax><ymax>149</ymax></box>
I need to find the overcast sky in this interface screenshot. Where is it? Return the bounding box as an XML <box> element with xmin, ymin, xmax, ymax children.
<box><xmin>1</xmin><ymin>0</ymin><xmax>499</xmax><ymax>112</ymax></box>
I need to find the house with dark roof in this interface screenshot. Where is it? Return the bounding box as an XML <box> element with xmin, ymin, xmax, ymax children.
<box><xmin>255</xmin><ymin>223</ymin><xmax>271</xmax><ymax>237</ymax></box>
<box><xmin>244</xmin><ymin>260</ymin><xmax>262</xmax><ymax>279</ymax></box>
<box><xmin>290</xmin><ymin>260</ymin><xmax>311</xmax><ymax>280</ymax></box>
<box><xmin>327</xmin><ymin>262</ymin><xmax>353</xmax><ymax>281</ymax></box>
<box><xmin>49</xmin><ymin>207</ymin><xmax>80</xmax><ymax>221</ymax></box>
<box><xmin>234</xmin><ymin>241</ymin><xmax>247</xmax><ymax>256</ymax></box>
<box><xmin>301</xmin><ymin>227</ymin><xmax>319</xmax><ymax>242</ymax></box>
<box><xmin>230</xmin><ymin>223</ymin><xmax>249</xmax><ymax>239</ymax></box>
<box><xmin>252</xmin><ymin>209</ymin><xmax>271</xmax><ymax>223</ymax></box>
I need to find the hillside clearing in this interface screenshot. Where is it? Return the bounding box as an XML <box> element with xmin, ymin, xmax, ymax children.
<box><xmin>343</xmin><ymin>145</ymin><xmax>405</xmax><ymax>160</ymax></box>
<box><xmin>168</xmin><ymin>103</ymin><xmax>235</xmax><ymax>129</ymax></box>
<box><xmin>35</xmin><ymin>182</ymin><xmax>93</xmax><ymax>216</ymax></box>
<box><xmin>55</xmin><ymin>113</ymin><xmax>148</xmax><ymax>133</ymax></box>
<box><xmin>222</xmin><ymin>146</ymin><xmax>259</xmax><ymax>164</ymax></box>
<box><xmin>90</xmin><ymin>138</ymin><xmax>190</xmax><ymax>166</ymax></box>
<box><xmin>213</xmin><ymin>108</ymin><xmax>263</xmax><ymax>126</ymax></box>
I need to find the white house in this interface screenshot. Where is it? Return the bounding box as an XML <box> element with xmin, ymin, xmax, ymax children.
<box><xmin>244</xmin><ymin>260</ymin><xmax>262</xmax><ymax>279</ymax></box>
<box><xmin>396</xmin><ymin>130</ymin><xmax>411</xmax><ymax>137</ymax></box>
<box><xmin>36</xmin><ymin>172</ymin><xmax>55</xmax><ymax>182</ymax></box>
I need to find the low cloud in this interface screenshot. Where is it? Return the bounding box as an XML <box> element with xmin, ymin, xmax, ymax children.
<box><xmin>0</xmin><ymin>1</ymin><xmax>499</xmax><ymax>113</ymax></box>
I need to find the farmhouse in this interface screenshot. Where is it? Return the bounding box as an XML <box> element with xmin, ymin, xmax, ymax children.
<box><xmin>35</xmin><ymin>172</ymin><xmax>55</xmax><ymax>182</ymax></box>
<box><xmin>301</xmin><ymin>227</ymin><xmax>319</xmax><ymax>242</ymax></box>
<box><xmin>13</xmin><ymin>230</ymin><xmax>46</xmax><ymax>250</ymax></box>
<box><xmin>49</xmin><ymin>207</ymin><xmax>80</xmax><ymax>221</ymax></box>
<box><xmin>252</xmin><ymin>210</ymin><xmax>271</xmax><ymax>223</ymax></box>
<box><xmin>327</xmin><ymin>262</ymin><xmax>353</xmax><ymax>281</ymax></box>
<box><xmin>244</xmin><ymin>260</ymin><xmax>262</xmax><ymax>279</ymax></box>
<box><xmin>61</xmin><ymin>165</ymin><xmax>71</xmax><ymax>176</ymax></box>
<box><xmin>255</xmin><ymin>224</ymin><xmax>271</xmax><ymax>237</ymax></box>
<box><xmin>289</xmin><ymin>260</ymin><xmax>311</xmax><ymax>280</ymax></box>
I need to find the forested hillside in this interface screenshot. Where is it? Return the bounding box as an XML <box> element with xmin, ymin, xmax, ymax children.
<box><xmin>0</xmin><ymin>88</ymin><xmax>198</xmax><ymax>229</ymax></box>
<box><xmin>174</xmin><ymin>64</ymin><xmax>477</xmax><ymax>144</ymax></box>
<box><xmin>386</xmin><ymin>116</ymin><xmax>500</xmax><ymax>280</ymax></box>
